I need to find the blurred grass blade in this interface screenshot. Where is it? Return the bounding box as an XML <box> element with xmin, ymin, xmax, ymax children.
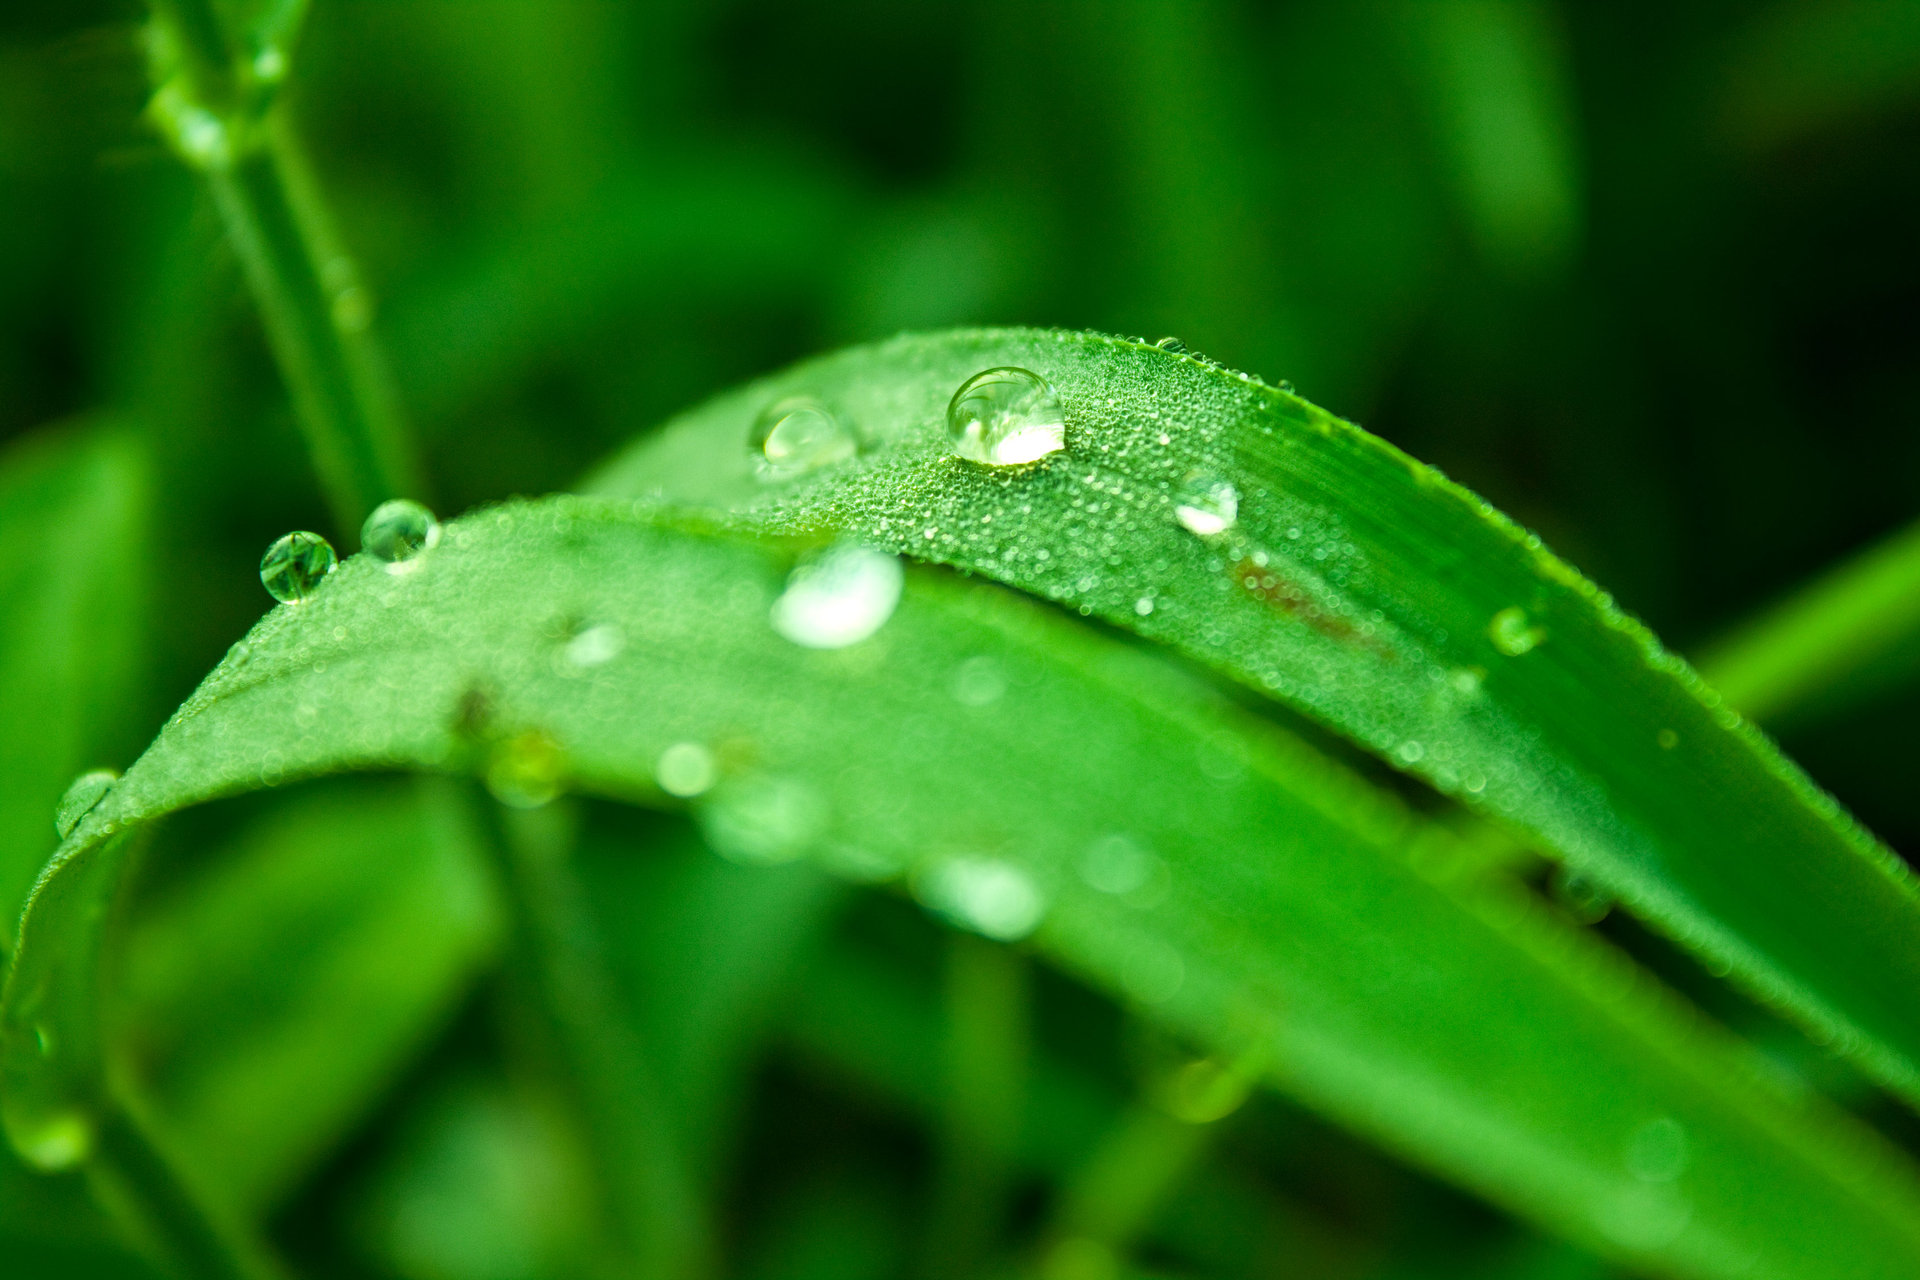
<box><xmin>1697</xmin><ymin>513</ymin><xmax>1920</xmax><ymax>728</ymax></box>
<box><xmin>0</xmin><ymin>420</ymin><xmax>148</xmax><ymax>947</ymax></box>
<box><xmin>8</xmin><ymin>499</ymin><xmax>1920</xmax><ymax>1277</ymax></box>
<box><xmin>587</xmin><ymin>327</ymin><xmax>1920</xmax><ymax>1105</ymax></box>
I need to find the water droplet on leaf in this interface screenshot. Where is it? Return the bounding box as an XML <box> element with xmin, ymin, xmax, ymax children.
<box><xmin>1489</xmin><ymin>606</ymin><xmax>1546</xmax><ymax>656</ymax></box>
<box><xmin>260</xmin><ymin>531</ymin><xmax>337</xmax><ymax>603</ymax></box>
<box><xmin>1550</xmin><ymin>865</ymin><xmax>1614</xmax><ymax>924</ymax></box>
<box><xmin>1153</xmin><ymin>336</ymin><xmax>1187</xmax><ymax>353</ymax></box>
<box><xmin>54</xmin><ymin>769</ymin><xmax>117</xmax><ymax>838</ymax></box>
<box><xmin>946</xmin><ymin>367</ymin><xmax>1066</xmax><ymax>466</ymax></box>
<box><xmin>1174</xmin><ymin>471</ymin><xmax>1238</xmax><ymax>537</ymax></box>
<box><xmin>9</xmin><ymin>1109</ymin><xmax>93</xmax><ymax>1171</ymax></box>
<box><xmin>486</xmin><ymin>730</ymin><xmax>566</xmax><ymax>808</ymax></box>
<box><xmin>1657</xmin><ymin>728</ymin><xmax>1679</xmax><ymax>750</ymax></box>
<box><xmin>361</xmin><ymin>498</ymin><xmax>440</xmax><ymax>567</ymax></box>
<box><xmin>918</xmin><ymin>856</ymin><xmax>1046</xmax><ymax>940</ymax></box>
<box><xmin>656</xmin><ymin>742</ymin><xmax>717</xmax><ymax>797</ymax></box>
<box><xmin>751</xmin><ymin>397</ymin><xmax>856</xmax><ymax>479</ymax></box>
<box><xmin>561</xmin><ymin>622</ymin><xmax>625</xmax><ymax>670</ymax></box>
<box><xmin>699</xmin><ymin>774</ymin><xmax>826</xmax><ymax>865</ymax></box>
<box><xmin>771</xmin><ymin>546</ymin><xmax>903</xmax><ymax>649</ymax></box>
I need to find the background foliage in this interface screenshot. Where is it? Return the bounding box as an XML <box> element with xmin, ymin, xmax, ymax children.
<box><xmin>3</xmin><ymin>1</ymin><xmax>1919</xmax><ymax>1278</ymax></box>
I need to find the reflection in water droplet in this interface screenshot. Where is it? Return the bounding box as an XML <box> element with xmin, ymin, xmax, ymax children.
<box><xmin>918</xmin><ymin>856</ymin><xmax>1046</xmax><ymax>940</ymax></box>
<box><xmin>260</xmin><ymin>531</ymin><xmax>337</xmax><ymax>603</ymax></box>
<box><xmin>1174</xmin><ymin>471</ymin><xmax>1239</xmax><ymax>537</ymax></box>
<box><xmin>562</xmin><ymin>622</ymin><xmax>625</xmax><ymax>670</ymax></box>
<box><xmin>946</xmin><ymin>367</ymin><xmax>1066</xmax><ymax>466</ymax></box>
<box><xmin>655</xmin><ymin>742</ymin><xmax>717</xmax><ymax>798</ymax></box>
<box><xmin>1626</xmin><ymin>1116</ymin><xmax>1689</xmax><ymax>1183</ymax></box>
<box><xmin>10</xmin><ymin>1109</ymin><xmax>94</xmax><ymax>1171</ymax></box>
<box><xmin>54</xmin><ymin>769</ymin><xmax>118</xmax><ymax>838</ymax></box>
<box><xmin>699</xmin><ymin>774</ymin><xmax>826</xmax><ymax>865</ymax></box>
<box><xmin>1550</xmin><ymin>866</ymin><xmax>1614</xmax><ymax>924</ymax></box>
<box><xmin>771</xmin><ymin>546</ymin><xmax>904</xmax><ymax>649</ymax></box>
<box><xmin>486</xmin><ymin>731</ymin><xmax>566</xmax><ymax>808</ymax></box>
<box><xmin>751</xmin><ymin>397</ymin><xmax>857</xmax><ymax>480</ymax></box>
<box><xmin>950</xmin><ymin>655</ymin><xmax>1008</xmax><ymax>706</ymax></box>
<box><xmin>1488</xmin><ymin>606</ymin><xmax>1547</xmax><ymax>656</ymax></box>
<box><xmin>361</xmin><ymin>498</ymin><xmax>441</xmax><ymax>567</ymax></box>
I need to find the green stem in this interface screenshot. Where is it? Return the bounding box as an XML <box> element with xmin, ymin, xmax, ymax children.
<box><xmin>1697</xmin><ymin>514</ymin><xmax>1920</xmax><ymax>727</ymax></box>
<box><xmin>478</xmin><ymin>796</ymin><xmax>709</xmax><ymax>1280</ymax></box>
<box><xmin>87</xmin><ymin>1103</ymin><xmax>285</xmax><ymax>1280</ymax></box>
<box><xmin>924</xmin><ymin>933</ymin><xmax>1029</xmax><ymax>1280</ymax></box>
<box><xmin>144</xmin><ymin>0</ymin><xmax>417</xmax><ymax>537</ymax></box>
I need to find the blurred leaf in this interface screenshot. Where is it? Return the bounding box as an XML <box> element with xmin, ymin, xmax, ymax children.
<box><xmin>112</xmin><ymin>777</ymin><xmax>500</xmax><ymax>1217</ymax></box>
<box><xmin>11</xmin><ymin>498</ymin><xmax>1920</xmax><ymax>1276</ymax></box>
<box><xmin>588</xmin><ymin>327</ymin><xmax>1920</xmax><ymax>1105</ymax></box>
<box><xmin>0</xmin><ymin>419</ymin><xmax>148</xmax><ymax>946</ymax></box>
<box><xmin>1719</xmin><ymin>0</ymin><xmax>1920</xmax><ymax>148</ymax></box>
<box><xmin>1397</xmin><ymin>0</ymin><xmax>1582</xmax><ymax>279</ymax></box>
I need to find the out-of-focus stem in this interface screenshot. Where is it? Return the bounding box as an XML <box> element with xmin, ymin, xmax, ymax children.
<box><xmin>143</xmin><ymin>0</ymin><xmax>417</xmax><ymax>536</ymax></box>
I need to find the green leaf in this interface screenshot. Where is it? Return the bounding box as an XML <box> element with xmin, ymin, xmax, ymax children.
<box><xmin>113</xmin><ymin>778</ymin><xmax>500</xmax><ymax>1217</ymax></box>
<box><xmin>9</xmin><ymin>499</ymin><xmax>1920</xmax><ymax>1277</ymax></box>
<box><xmin>586</xmin><ymin>327</ymin><xmax>1920</xmax><ymax>1104</ymax></box>
<box><xmin>0</xmin><ymin>421</ymin><xmax>149</xmax><ymax>942</ymax></box>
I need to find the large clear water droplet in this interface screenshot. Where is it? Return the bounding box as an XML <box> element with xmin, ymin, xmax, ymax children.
<box><xmin>361</xmin><ymin>498</ymin><xmax>441</xmax><ymax>567</ymax></box>
<box><xmin>1173</xmin><ymin>471</ymin><xmax>1238</xmax><ymax>537</ymax></box>
<box><xmin>752</xmin><ymin>397</ymin><xmax>857</xmax><ymax>480</ymax></box>
<box><xmin>946</xmin><ymin>367</ymin><xmax>1066</xmax><ymax>466</ymax></box>
<box><xmin>918</xmin><ymin>856</ymin><xmax>1046</xmax><ymax>940</ymax></box>
<box><xmin>260</xmin><ymin>531</ymin><xmax>337</xmax><ymax>603</ymax></box>
<box><xmin>54</xmin><ymin>769</ymin><xmax>117</xmax><ymax>839</ymax></box>
<box><xmin>1489</xmin><ymin>606</ymin><xmax>1546</xmax><ymax>656</ymax></box>
<box><xmin>771</xmin><ymin>546</ymin><xmax>904</xmax><ymax>649</ymax></box>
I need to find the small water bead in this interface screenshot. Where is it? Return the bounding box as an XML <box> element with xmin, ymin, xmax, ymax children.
<box><xmin>1173</xmin><ymin>471</ymin><xmax>1238</xmax><ymax>537</ymax></box>
<box><xmin>361</xmin><ymin>498</ymin><xmax>441</xmax><ymax>567</ymax></box>
<box><xmin>485</xmin><ymin>730</ymin><xmax>566</xmax><ymax>809</ymax></box>
<box><xmin>751</xmin><ymin>397</ymin><xmax>856</xmax><ymax>480</ymax></box>
<box><xmin>699</xmin><ymin>774</ymin><xmax>826</xmax><ymax>866</ymax></box>
<box><xmin>1079</xmin><ymin>834</ymin><xmax>1162</xmax><ymax>898</ymax></box>
<box><xmin>771</xmin><ymin>545</ymin><xmax>904</xmax><ymax>649</ymax></box>
<box><xmin>655</xmin><ymin>742</ymin><xmax>717</xmax><ymax>798</ymax></box>
<box><xmin>561</xmin><ymin>622</ymin><xmax>625</xmax><ymax>670</ymax></box>
<box><xmin>1550</xmin><ymin>866</ymin><xmax>1614</xmax><ymax>924</ymax></box>
<box><xmin>260</xmin><ymin>531</ymin><xmax>337</xmax><ymax>603</ymax></box>
<box><xmin>54</xmin><ymin>769</ymin><xmax>117</xmax><ymax>838</ymax></box>
<box><xmin>918</xmin><ymin>856</ymin><xmax>1046</xmax><ymax>941</ymax></box>
<box><xmin>1153</xmin><ymin>336</ymin><xmax>1187</xmax><ymax>353</ymax></box>
<box><xmin>946</xmin><ymin>367</ymin><xmax>1066</xmax><ymax>466</ymax></box>
<box><xmin>1657</xmin><ymin>728</ymin><xmax>1680</xmax><ymax>750</ymax></box>
<box><xmin>1488</xmin><ymin>606</ymin><xmax>1547</xmax><ymax>656</ymax></box>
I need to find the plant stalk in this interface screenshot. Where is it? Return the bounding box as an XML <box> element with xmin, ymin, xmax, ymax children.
<box><xmin>144</xmin><ymin>0</ymin><xmax>417</xmax><ymax>537</ymax></box>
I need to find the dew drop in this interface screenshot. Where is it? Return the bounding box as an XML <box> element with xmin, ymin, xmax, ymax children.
<box><xmin>1626</xmin><ymin>1116</ymin><xmax>1689</xmax><ymax>1183</ymax></box>
<box><xmin>9</xmin><ymin>1109</ymin><xmax>94</xmax><ymax>1172</ymax></box>
<box><xmin>946</xmin><ymin>367</ymin><xmax>1066</xmax><ymax>466</ymax></box>
<box><xmin>561</xmin><ymin>622</ymin><xmax>625</xmax><ymax>670</ymax></box>
<box><xmin>1134</xmin><ymin>596</ymin><xmax>1155</xmax><ymax>616</ymax></box>
<box><xmin>699</xmin><ymin>774</ymin><xmax>826</xmax><ymax>865</ymax></box>
<box><xmin>751</xmin><ymin>397</ymin><xmax>856</xmax><ymax>480</ymax></box>
<box><xmin>54</xmin><ymin>769</ymin><xmax>117</xmax><ymax>839</ymax></box>
<box><xmin>918</xmin><ymin>856</ymin><xmax>1046</xmax><ymax>941</ymax></box>
<box><xmin>655</xmin><ymin>742</ymin><xmax>718</xmax><ymax>798</ymax></box>
<box><xmin>950</xmin><ymin>655</ymin><xmax>1008</xmax><ymax>706</ymax></box>
<box><xmin>361</xmin><ymin>498</ymin><xmax>441</xmax><ymax>567</ymax></box>
<box><xmin>1657</xmin><ymin>728</ymin><xmax>1679</xmax><ymax>750</ymax></box>
<box><xmin>1488</xmin><ymin>606</ymin><xmax>1547</xmax><ymax>656</ymax></box>
<box><xmin>1153</xmin><ymin>336</ymin><xmax>1187</xmax><ymax>353</ymax></box>
<box><xmin>259</xmin><ymin>531</ymin><xmax>337</xmax><ymax>603</ymax></box>
<box><xmin>771</xmin><ymin>546</ymin><xmax>904</xmax><ymax>649</ymax></box>
<box><xmin>485</xmin><ymin>730</ymin><xmax>566</xmax><ymax>809</ymax></box>
<box><xmin>1550</xmin><ymin>866</ymin><xmax>1614</xmax><ymax>924</ymax></box>
<box><xmin>1174</xmin><ymin>471</ymin><xmax>1239</xmax><ymax>537</ymax></box>
<box><xmin>1394</xmin><ymin>740</ymin><xmax>1426</xmax><ymax>764</ymax></box>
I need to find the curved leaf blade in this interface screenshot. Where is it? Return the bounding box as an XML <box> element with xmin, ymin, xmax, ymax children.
<box><xmin>7</xmin><ymin>499</ymin><xmax>1920</xmax><ymax>1278</ymax></box>
<box><xmin>587</xmin><ymin>328</ymin><xmax>1920</xmax><ymax>1103</ymax></box>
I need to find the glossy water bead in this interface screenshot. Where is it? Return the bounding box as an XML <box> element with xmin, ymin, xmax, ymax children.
<box><xmin>752</xmin><ymin>397</ymin><xmax>857</xmax><ymax>479</ymax></box>
<box><xmin>946</xmin><ymin>367</ymin><xmax>1066</xmax><ymax>466</ymax></box>
<box><xmin>361</xmin><ymin>498</ymin><xmax>441</xmax><ymax>566</ymax></box>
<box><xmin>1173</xmin><ymin>471</ymin><xmax>1239</xmax><ymax>537</ymax></box>
<box><xmin>260</xmin><ymin>531</ymin><xmax>338</xmax><ymax>603</ymax></box>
